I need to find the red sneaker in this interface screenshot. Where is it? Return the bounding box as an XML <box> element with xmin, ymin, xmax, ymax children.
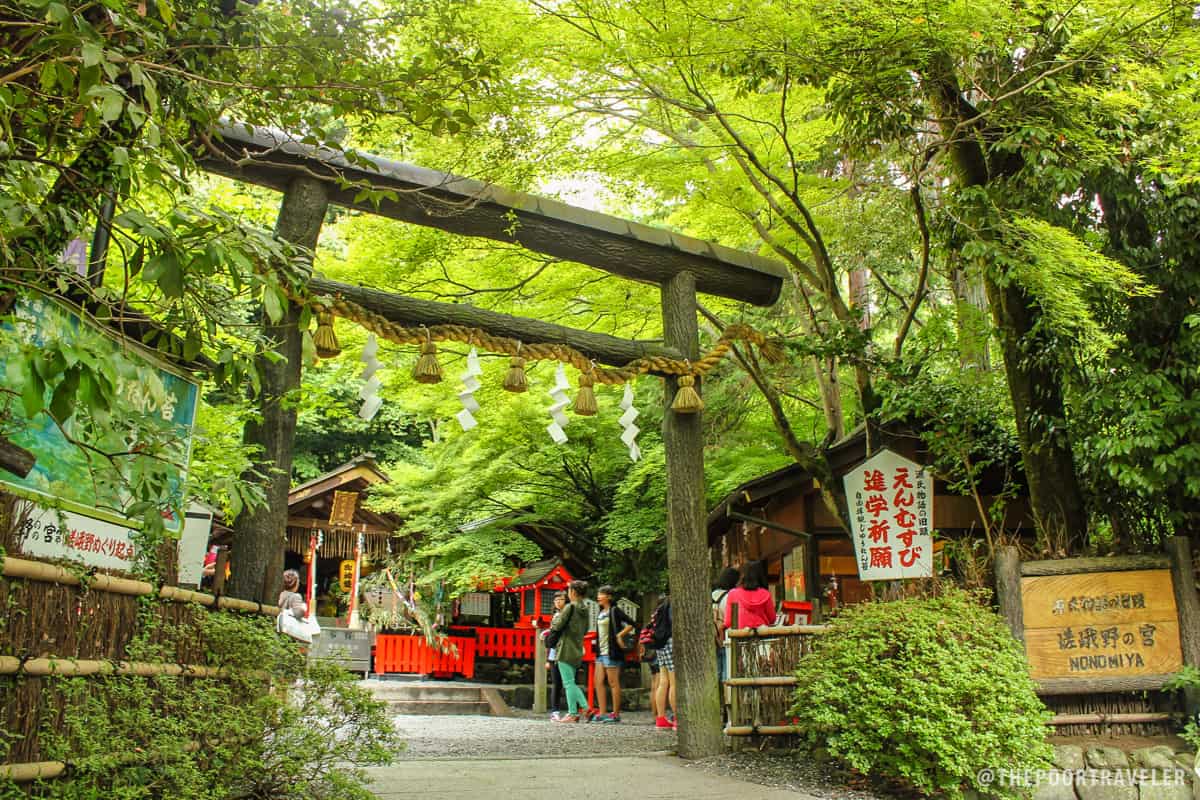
<box><xmin>655</xmin><ymin>716</ymin><xmax>673</xmax><ymax>729</ymax></box>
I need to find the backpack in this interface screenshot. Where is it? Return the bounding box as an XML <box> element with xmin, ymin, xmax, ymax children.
<box><xmin>712</xmin><ymin>589</ymin><xmax>730</xmax><ymax>647</ymax></box>
<box><xmin>651</xmin><ymin>601</ymin><xmax>672</xmax><ymax>648</ymax></box>
<box><xmin>638</xmin><ymin>607</ymin><xmax>659</xmax><ymax>648</ymax></box>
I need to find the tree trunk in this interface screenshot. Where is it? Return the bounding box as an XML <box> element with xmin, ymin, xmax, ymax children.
<box><xmin>227</xmin><ymin>177</ymin><xmax>329</xmax><ymax>603</ymax></box>
<box><xmin>660</xmin><ymin>271</ymin><xmax>723</xmax><ymax>759</ymax></box>
<box><xmin>926</xmin><ymin>69</ymin><xmax>1088</xmax><ymax>555</ymax></box>
<box><xmin>983</xmin><ymin>275</ymin><xmax>1088</xmax><ymax>555</ymax></box>
<box><xmin>950</xmin><ymin>261</ymin><xmax>991</xmax><ymax>372</ymax></box>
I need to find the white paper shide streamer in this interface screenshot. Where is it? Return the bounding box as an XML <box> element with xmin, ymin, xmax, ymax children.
<box><xmin>618</xmin><ymin>383</ymin><xmax>641</xmax><ymax>461</ymax></box>
<box><xmin>358</xmin><ymin>334</ymin><xmax>382</xmax><ymax>421</ymax></box>
<box><xmin>456</xmin><ymin>347</ymin><xmax>483</xmax><ymax>431</ymax></box>
<box><xmin>546</xmin><ymin>364</ymin><xmax>571</xmax><ymax>444</ymax></box>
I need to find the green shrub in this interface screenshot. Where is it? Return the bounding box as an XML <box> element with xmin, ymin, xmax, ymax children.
<box><xmin>5</xmin><ymin>609</ymin><xmax>400</xmax><ymax>800</ymax></box>
<box><xmin>790</xmin><ymin>590</ymin><xmax>1052</xmax><ymax>798</ymax></box>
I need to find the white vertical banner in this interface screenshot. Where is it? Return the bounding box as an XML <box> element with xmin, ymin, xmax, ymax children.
<box><xmin>842</xmin><ymin>448</ymin><xmax>934</xmax><ymax>581</ymax></box>
<box><xmin>177</xmin><ymin>505</ymin><xmax>214</xmax><ymax>585</ymax></box>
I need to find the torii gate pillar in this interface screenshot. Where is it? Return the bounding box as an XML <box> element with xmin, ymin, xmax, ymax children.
<box><xmin>661</xmin><ymin>271</ymin><xmax>722</xmax><ymax>757</ymax></box>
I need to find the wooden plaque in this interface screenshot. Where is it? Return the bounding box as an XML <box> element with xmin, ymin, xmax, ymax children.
<box><xmin>1020</xmin><ymin>570</ymin><xmax>1183</xmax><ymax>680</ymax></box>
<box><xmin>329</xmin><ymin>491</ymin><xmax>359</xmax><ymax>526</ymax></box>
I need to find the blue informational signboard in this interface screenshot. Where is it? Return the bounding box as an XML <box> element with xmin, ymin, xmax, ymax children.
<box><xmin>0</xmin><ymin>295</ymin><xmax>199</xmax><ymax>533</ymax></box>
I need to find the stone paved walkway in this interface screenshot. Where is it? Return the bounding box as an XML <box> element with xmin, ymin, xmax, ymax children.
<box><xmin>369</xmin><ymin>754</ymin><xmax>821</xmax><ymax>799</ymax></box>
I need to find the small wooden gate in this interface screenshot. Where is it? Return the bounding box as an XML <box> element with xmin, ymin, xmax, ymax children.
<box><xmin>723</xmin><ymin>624</ymin><xmax>828</xmax><ymax>736</ymax></box>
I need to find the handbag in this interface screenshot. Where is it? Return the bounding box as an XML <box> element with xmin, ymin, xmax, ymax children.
<box><xmin>301</xmin><ymin>615</ymin><xmax>322</xmax><ymax>638</ymax></box>
<box><xmin>277</xmin><ymin>610</ymin><xmax>313</xmax><ymax>644</ymax></box>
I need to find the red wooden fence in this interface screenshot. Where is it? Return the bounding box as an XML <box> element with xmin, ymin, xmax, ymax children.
<box><xmin>374</xmin><ymin>634</ymin><xmax>477</xmax><ymax>678</ymax></box>
<box><xmin>453</xmin><ymin>626</ymin><xmax>536</xmax><ymax>660</ymax></box>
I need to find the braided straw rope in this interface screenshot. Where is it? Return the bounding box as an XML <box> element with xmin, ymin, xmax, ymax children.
<box><xmin>310</xmin><ymin>294</ymin><xmax>781</xmax><ymax>384</ymax></box>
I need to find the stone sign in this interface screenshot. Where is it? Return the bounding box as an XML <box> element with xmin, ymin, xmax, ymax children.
<box><xmin>1021</xmin><ymin>570</ymin><xmax>1183</xmax><ymax>680</ymax></box>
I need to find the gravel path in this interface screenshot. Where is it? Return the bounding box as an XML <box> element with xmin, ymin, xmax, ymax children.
<box><xmin>391</xmin><ymin>710</ymin><xmax>676</xmax><ymax>759</ymax></box>
<box><xmin>387</xmin><ymin>713</ymin><xmax>889</xmax><ymax>799</ymax></box>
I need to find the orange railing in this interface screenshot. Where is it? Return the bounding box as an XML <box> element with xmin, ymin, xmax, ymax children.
<box><xmin>374</xmin><ymin>634</ymin><xmax>477</xmax><ymax>679</ymax></box>
<box><xmin>457</xmin><ymin>626</ymin><xmax>536</xmax><ymax>660</ymax></box>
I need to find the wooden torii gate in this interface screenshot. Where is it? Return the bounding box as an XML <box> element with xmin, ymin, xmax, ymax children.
<box><xmin>199</xmin><ymin>123</ymin><xmax>786</xmax><ymax>757</ymax></box>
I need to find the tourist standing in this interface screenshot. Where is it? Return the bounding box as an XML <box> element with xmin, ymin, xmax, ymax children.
<box><xmin>593</xmin><ymin>585</ymin><xmax>636</xmax><ymax>723</ymax></box>
<box><xmin>550</xmin><ymin>580</ymin><xmax>591</xmax><ymax>723</ymax></box>
<box><xmin>711</xmin><ymin>567</ymin><xmax>739</xmax><ymax>683</ymax></box>
<box><xmin>724</xmin><ymin>560</ymin><xmax>776</xmax><ymax>631</ymax></box>
<box><xmin>652</xmin><ymin>596</ymin><xmax>676</xmax><ymax>730</ymax></box>
<box><xmin>545</xmin><ymin>590</ymin><xmax>567</xmax><ymax>719</ymax></box>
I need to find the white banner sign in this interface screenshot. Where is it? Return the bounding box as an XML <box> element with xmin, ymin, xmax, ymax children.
<box><xmin>843</xmin><ymin>448</ymin><xmax>934</xmax><ymax>581</ymax></box>
<box><xmin>16</xmin><ymin>502</ymin><xmax>214</xmax><ymax>578</ymax></box>
<box><xmin>17</xmin><ymin>505</ymin><xmax>140</xmax><ymax>571</ymax></box>
<box><xmin>176</xmin><ymin>506</ymin><xmax>214</xmax><ymax>585</ymax></box>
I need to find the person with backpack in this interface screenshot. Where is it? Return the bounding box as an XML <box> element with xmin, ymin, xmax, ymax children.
<box><xmin>648</xmin><ymin>595</ymin><xmax>676</xmax><ymax>730</ymax></box>
<box><xmin>544</xmin><ymin>590</ymin><xmax>568</xmax><ymax>720</ymax></box>
<box><xmin>711</xmin><ymin>567</ymin><xmax>740</xmax><ymax>683</ymax></box>
<box><xmin>549</xmin><ymin>579</ymin><xmax>591</xmax><ymax>723</ymax></box>
<box><xmin>723</xmin><ymin>560</ymin><xmax>776</xmax><ymax>632</ymax></box>
<box><xmin>593</xmin><ymin>585</ymin><xmax>636</xmax><ymax>723</ymax></box>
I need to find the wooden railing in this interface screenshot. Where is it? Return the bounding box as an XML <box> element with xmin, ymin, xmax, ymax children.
<box><xmin>452</xmin><ymin>626</ymin><xmax>536</xmax><ymax>660</ymax></box>
<box><xmin>723</xmin><ymin>624</ymin><xmax>828</xmax><ymax>736</ymax></box>
<box><xmin>374</xmin><ymin>634</ymin><xmax>477</xmax><ymax>678</ymax></box>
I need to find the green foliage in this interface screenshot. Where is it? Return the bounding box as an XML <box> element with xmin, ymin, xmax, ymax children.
<box><xmin>8</xmin><ymin>608</ymin><xmax>399</xmax><ymax>800</ymax></box>
<box><xmin>982</xmin><ymin>216</ymin><xmax>1153</xmax><ymax>357</ymax></box>
<box><xmin>1164</xmin><ymin>666</ymin><xmax>1200</xmax><ymax>751</ymax></box>
<box><xmin>790</xmin><ymin>591</ymin><xmax>1052</xmax><ymax>798</ymax></box>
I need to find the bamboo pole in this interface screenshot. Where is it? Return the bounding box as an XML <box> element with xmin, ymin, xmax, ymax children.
<box><xmin>724</xmin><ymin>676</ymin><xmax>798</xmax><ymax>687</ymax></box>
<box><xmin>0</xmin><ymin>735</ymin><xmax>263</xmax><ymax>782</ymax></box>
<box><xmin>724</xmin><ymin>724</ymin><xmax>801</xmax><ymax>736</ymax></box>
<box><xmin>1</xmin><ymin>556</ymin><xmax>153</xmax><ymax>596</ymax></box>
<box><xmin>1048</xmin><ymin>712</ymin><xmax>1178</xmax><ymax>726</ymax></box>
<box><xmin>725</xmin><ymin>624</ymin><xmax>829</xmax><ymax>638</ymax></box>
<box><xmin>0</xmin><ymin>656</ymin><xmax>272</xmax><ymax>679</ymax></box>
<box><xmin>2</xmin><ymin>556</ymin><xmax>279</xmax><ymax>616</ymax></box>
<box><xmin>0</xmin><ymin>761</ymin><xmax>66</xmax><ymax>782</ymax></box>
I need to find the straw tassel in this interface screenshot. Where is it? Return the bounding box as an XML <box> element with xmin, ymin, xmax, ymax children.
<box><xmin>312</xmin><ymin>312</ymin><xmax>341</xmax><ymax>359</ymax></box>
<box><xmin>670</xmin><ymin>374</ymin><xmax>703</xmax><ymax>413</ymax></box>
<box><xmin>574</xmin><ymin>369</ymin><xmax>598</xmax><ymax>416</ymax></box>
<box><xmin>503</xmin><ymin>345</ymin><xmax>528</xmax><ymax>392</ymax></box>
<box><xmin>412</xmin><ymin>336</ymin><xmax>442</xmax><ymax>384</ymax></box>
<box><xmin>759</xmin><ymin>338</ymin><xmax>786</xmax><ymax>364</ymax></box>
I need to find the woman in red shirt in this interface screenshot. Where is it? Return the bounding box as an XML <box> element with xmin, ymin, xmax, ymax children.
<box><xmin>723</xmin><ymin>560</ymin><xmax>776</xmax><ymax>631</ymax></box>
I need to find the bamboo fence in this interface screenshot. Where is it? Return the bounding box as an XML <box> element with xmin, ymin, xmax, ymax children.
<box><xmin>0</xmin><ymin>493</ymin><xmax>285</xmax><ymax>777</ymax></box>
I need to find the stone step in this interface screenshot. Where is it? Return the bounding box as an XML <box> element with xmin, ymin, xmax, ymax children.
<box><xmin>387</xmin><ymin>699</ymin><xmax>493</xmax><ymax>715</ymax></box>
<box><xmin>370</xmin><ymin>685</ymin><xmax>490</xmax><ymax>703</ymax></box>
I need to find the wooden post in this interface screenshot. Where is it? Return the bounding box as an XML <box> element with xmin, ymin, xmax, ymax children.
<box><xmin>227</xmin><ymin>177</ymin><xmax>330</xmax><ymax>603</ymax></box>
<box><xmin>727</xmin><ymin>602</ymin><xmax>739</xmax><ymax>748</ymax></box>
<box><xmin>212</xmin><ymin>549</ymin><xmax>229</xmax><ymax>596</ymax></box>
<box><xmin>1167</xmin><ymin>535</ymin><xmax>1200</xmax><ymax>717</ymax></box>
<box><xmin>661</xmin><ymin>271</ymin><xmax>723</xmax><ymax>759</ymax></box>
<box><xmin>533</xmin><ymin>627</ymin><xmax>547</xmax><ymax>714</ymax></box>
<box><xmin>994</xmin><ymin>545</ymin><xmax>1024</xmax><ymax>644</ymax></box>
